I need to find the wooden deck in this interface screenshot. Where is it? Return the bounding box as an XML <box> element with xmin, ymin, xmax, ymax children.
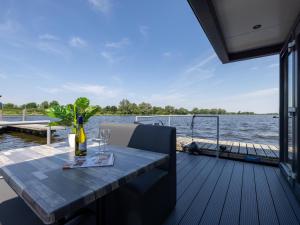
<box><xmin>163</xmin><ymin>152</ymin><xmax>300</xmax><ymax>225</ymax></box>
<box><xmin>177</xmin><ymin>137</ymin><xmax>279</xmax><ymax>165</ymax></box>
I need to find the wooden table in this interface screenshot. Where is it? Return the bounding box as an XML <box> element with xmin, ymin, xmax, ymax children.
<box><xmin>0</xmin><ymin>142</ymin><xmax>168</xmax><ymax>224</ymax></box>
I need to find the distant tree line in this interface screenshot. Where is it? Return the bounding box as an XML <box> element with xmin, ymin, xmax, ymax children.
<box><xmin>1</xmin><ymin>99</ymin><xmax>255</xmax><ymax>115</ymax></box>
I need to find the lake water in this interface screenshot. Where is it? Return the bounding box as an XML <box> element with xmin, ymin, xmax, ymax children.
<box><xmin>0</xmin><ymin>115</ymin><xmax>279</xmax><ymax>151</ymax></box>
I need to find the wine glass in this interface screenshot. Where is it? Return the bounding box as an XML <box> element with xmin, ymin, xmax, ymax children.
<box><xmin>99</xmin><ymin>128</ymin><xmax>111</xmax><ymax>152</ymax></box>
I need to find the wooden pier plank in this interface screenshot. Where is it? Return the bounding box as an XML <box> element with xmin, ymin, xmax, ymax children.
<box><xmin>261</xmin><ymin>144</ymin><xmax>277</xmax><ymax>158</ymax></box>
<box><xmin>253</xmin><ymin>143</ymin><xmax>267</xmax><ymax>157</ymax></box>
<box><xmin>230</xmin><ymin>142</ymin><xmax>240</xmax><ymax>153</ymax></box>
<box><xmin>246</xmin><ymin>143</ymin><xmax>257</xmax><ymax>156</ymax></box>
<box><xmin>239</xmin><ymin>142</ymin><xmax>248</xmax><ymax>155</ymax></box>
<box><xmin>268</xmin><ymin>145</ymin><xmax>280</xmax><ymax>158</ymax></box>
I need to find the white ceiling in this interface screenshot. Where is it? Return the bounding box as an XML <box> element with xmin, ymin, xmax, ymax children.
<box><xmin>212</xmin><ymin>0</ymin><xmax>300</xmax><ymax>53</ymax></box>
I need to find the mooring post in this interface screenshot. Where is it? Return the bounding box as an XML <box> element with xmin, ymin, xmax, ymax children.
<box><xmin>47</xmin><ymin>125</ymin><xmax>51</xmax><ymax>145</ymax></box>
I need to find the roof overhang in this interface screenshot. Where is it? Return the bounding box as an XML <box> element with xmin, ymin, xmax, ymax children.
<box><xmin>188</xmin><ymin>0</ymin><xmax>300</xmax><ymax>63</ymax></box>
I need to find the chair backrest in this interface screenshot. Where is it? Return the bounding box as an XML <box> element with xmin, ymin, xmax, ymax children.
<box><xmin>101</xmin><ymin>123</ymin><xmax>177</xmax><ymax>206</ymax></box>
<box><xmin>100</xmin><ymin>123</ymin><xmax>175</xmax><ymax>154</ymax></box>
<box><xmin>100</xmin><ymin>123</ymin><xmax>138</xmax><ymax>147</ymax></box>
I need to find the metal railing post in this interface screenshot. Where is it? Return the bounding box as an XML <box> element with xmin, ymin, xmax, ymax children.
<box><xmin>216</xmin><ymin>116</ymin><xmax>220</xmax><ymax>158</ymax></box>
<box><xmin>47</xmin><ymin>125</ymin><xmax>51</xmax><ymax>145</ymax></box>
<box><xmin>168</xmin><ymin>116</ymin><xmax>171</xmax><ymax>126</ymax></box>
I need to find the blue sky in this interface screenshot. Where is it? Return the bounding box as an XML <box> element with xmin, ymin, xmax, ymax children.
<box><xmin>0</xmin><ymin>0</ymin><xmax>279</xmax><ymax>113</ymax></box>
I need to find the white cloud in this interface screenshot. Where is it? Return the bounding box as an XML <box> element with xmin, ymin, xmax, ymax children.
<box><xmin>101</xmin><ymin>51</ymin><xmax>120</xmax><ymax>63</ymax></box>
<box><xmin>185</xmin><ymin>53</ymin><xmax>217</xmax><ymax>73</ymax></box>
<box><xmin>62</xmin><ymin>83</ymin><xmax>120</xmax><ymax>98</ymax></box>
<box><xmin>139</xmin><ymin>25</ymin><xmax>149</xmax><ymax>38</ymax></box>
<box><xmin>105</xmin><ymin>38</ymin><xmax>130</xmax><ymax>48</ymax></box>
<box><xmin>88</xmin><ymin>0</ymin><xmax>112</xmax><ymax>13</ymax></box>
<box><xmin>37</xmin><ymin>41</ymin><xmax>69</xmax><ymax>58</ymax></box>
<box><xmin>37</xmin><ymin>87</ymin><xmax>61</xmax><ymax>94</ymax></box>
<box><xmin>38</xmin><ymin>34</ymin><xmax>59</xmax><ymax>41</ymax></box>
<box><xmin>69</xmin><ymin>37</ymin><xmax>87</xmax><ymax>48</ymax></box>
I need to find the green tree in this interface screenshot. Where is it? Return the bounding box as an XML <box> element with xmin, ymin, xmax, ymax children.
<box><xmin>3</xmin><ymin>103</ymin><xmax>16</xmax><ymax>109</ymax></box>
<box><xmin>40</xmin><ymin>101</ymin><xmax>49</xmax><ymax>109</ymax></box>
<box><xmin>152</xmin><ymin>106</ymin><xmax>164</xmax><ymax>115</ymax></box>
<box><xmin>164</xmin><ymin>105</ymin><xmax>175</xmax><ymax>114</ymax></box>
<box><xmin>175</xmin><ymin>107</ymin><xmax>189</xmax><ymax>115</ymax></box>
<box><xmin>118</xmin><ymin>99</ymin><xmax>136</xmax><ymax>114</ymax></box>
<box><xmin>26</xmin><ymin>102</ymin><xmax>38</xmax><ymax>109</ymax></box>
<box><xmin>49</xmin><ymin>100</ymin><xmax>59</xmax><ymax>108</ymax></box>
<box><xmin>138</xmin><ymin>102</ymin><xmax>152</xmax><ymax>115</ymax></box>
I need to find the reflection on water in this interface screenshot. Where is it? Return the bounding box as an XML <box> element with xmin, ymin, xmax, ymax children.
<box><xmin>0</xmin><ymin>115</ymin><xmax>279</xmax><ymax>151</ymax></box>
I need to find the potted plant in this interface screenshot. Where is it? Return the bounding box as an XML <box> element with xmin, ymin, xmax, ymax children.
<box><xmin>46</xmin><ymin>97</ymin><xmax>98</xmax><ymax>147</ymax></box>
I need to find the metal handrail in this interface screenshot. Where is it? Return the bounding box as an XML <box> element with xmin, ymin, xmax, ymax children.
<box><xmin>135</xmin><ymin>114</ymin><xmax>220</xmax><ymax>157</ymax></box>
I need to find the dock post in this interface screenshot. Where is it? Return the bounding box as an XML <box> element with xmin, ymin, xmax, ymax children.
<box><xmin>22</xmin><ymin>108</ymin><xmax>27</xmax><ymax>121</ymax></box>
<box><xmin>47</xmin><ymin>126</ymin><xmax>51</xmax><ymax>145</ymax></box>
<box><xmin>168</xmin><ymin>116</ymin><xmax>171</xmax><ymax>126</ymax></box>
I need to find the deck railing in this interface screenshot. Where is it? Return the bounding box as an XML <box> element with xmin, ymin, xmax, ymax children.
<box><xmin>135</xmin><ymin>114</ymin><xmax>220</xmax><ymax>157</ymax></box>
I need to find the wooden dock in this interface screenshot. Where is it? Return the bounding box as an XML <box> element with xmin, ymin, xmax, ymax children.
<box><xmin>177</xmin><ymin>137</ymin><xmax>279</xmax><ymax>165</ymax></box>
<box><xmin>0</xmin><ymin>121</ymin><xmax>65</xmax><ymax>137</ymax></box>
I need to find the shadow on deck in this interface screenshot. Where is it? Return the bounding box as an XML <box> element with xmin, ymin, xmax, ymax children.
<box><xmin>163</xmin><ymin>152</ymin><xmax>300</xmax><ymax>225</ymax></box>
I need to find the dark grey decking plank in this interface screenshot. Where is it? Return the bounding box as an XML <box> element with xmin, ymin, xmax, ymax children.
<box><xmin>163</xmin><ymin>158</ymin><xmax>218</xmax><ymax>225</ymax></box>
<box><xmin>177</xmin><ymin>155</ymin><xmax>203</xmax><ymax>184</ymax></box>
<box><xmin>176</xmin><ymin>152</ymin><xmax>190</xmax><ymax>166</ymax></box>
<box><xmin>240</xmin><ymin>163</ymin><xmax>259</xmax><ymax>225</ymax></box>
<box><xmin>198</xmin><ymin>161</ymin><xmax>235</xmax><ymax>225</ymax></box>
<box><xmin>264</xmin><ymin>166</ymin><xmax>299</xmax><ymax>225</ymax></box>
<box><xmin>247</xmin><ymin>143</ymin><xmax>257</xmax><ymax>156</ymax></box>
<box><xmin>178</xmin><ymin>160</ymin><xmax>227</xmax><ymax>225</ymax></box>
<box><xmin>177</xmin><ymin>157</ymin><xmax>211</xmax><ymax>200</ymax></box>
<box><xmin>254</xmin><ymin>165</ymin><xmax>279</xmax><ymax>225</ymax></box>
<box><xmin>274</xmin><ymin>168</ymin><xmax>300</xmax><ymax>222</ymax></box>
<box><xmin>219</xmin><ymin>162</ymin><xmax>243</xmax><ymax>225</ymax></box>
<box><xmin>177</xmin><ymin>153</ymin><xmax>197</xmax><ymax>171</ymax></box>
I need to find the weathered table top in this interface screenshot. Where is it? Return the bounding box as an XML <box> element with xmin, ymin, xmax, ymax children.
<box><xmin>0</xmin><ymin>142</ymin><xmax>168</xmax><ymax>224</ymax></box>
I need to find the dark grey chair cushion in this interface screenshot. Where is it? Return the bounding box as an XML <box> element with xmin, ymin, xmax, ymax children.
<box><xmin>126</xmin><ymin>168</ymin><xmax>168</xmax><ymax>194</ymax></box>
